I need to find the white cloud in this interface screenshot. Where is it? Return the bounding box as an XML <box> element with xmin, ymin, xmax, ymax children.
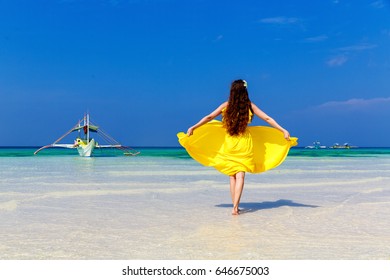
<box><xmin>326</xmin><ymin>43</ymin><xmax>376</xmax><ymax>67</ymax></box>
<box><xmin>316</xmin><ymin>97</ymin><xmax>390</xmax><ymax>110</ymax></box>
<box><xmin>326</xmin><ymin>55</ymin><xmax>348</xmax><ymax>67</ymax></box>
<box><xmin>382</xmin><ymin>29</ymin><xmax>390</xmax><ymax>37</ymax></box>
<box><xmin>337</xmin><ymin>43</ymin><xmax>377</xmax><ymax>52</ymax></box>
<box><xmin>60</xmin><ymin>0</ymin><xmax>143</xmax><ymax>5</ymax></box>
<box><xmin>214</xmin><ymin>35</ymin><xmax>223</xmax><ymax>42</ymax></box>
<box><xmin>259</xmin><ymin>17</ymin><xmax>300</xmax><ymax>25</ymax></box>
<box><xmin>305</xmin><ymin>35</ymin><xmax>328</xmax><ymax>43</ymax></box>
<box><xmin>371</xmin><ymin>0</ymin><xmax>386</xmax><ymax>9</ymax></box>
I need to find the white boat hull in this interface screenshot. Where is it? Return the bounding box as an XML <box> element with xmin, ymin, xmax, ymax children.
<box><xmin>77</xmin><ymin>139</ymin><xmax>96</xmax><ymax>157</ymax></box>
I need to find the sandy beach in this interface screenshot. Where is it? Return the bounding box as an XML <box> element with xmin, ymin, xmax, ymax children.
<box><xmin>0</xmin><ymin>152</ymin><xmax>390</xmax><ymax>260</ymax></box>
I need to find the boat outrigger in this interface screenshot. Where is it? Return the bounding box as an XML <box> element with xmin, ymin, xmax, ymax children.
<box><xmin>34</xmin><ymin>113</ymin><xmax>139</xmax><ymax>157</ymax></box>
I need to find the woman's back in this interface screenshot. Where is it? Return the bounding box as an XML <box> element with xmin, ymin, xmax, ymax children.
<box><xmin>223</xmin><ymin>80</ymin><xmax>252</xmax><ymax>136</ymax></box>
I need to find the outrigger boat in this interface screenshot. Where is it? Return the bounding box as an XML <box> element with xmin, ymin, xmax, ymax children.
<box><xmin>330</xmin><ymin>143</ymin><xmax>358</xmax><ymax>149</ymax></box>
<box><xmin>34</xmin><ymin>113</ymin><xmax>139</xmax><ymax>157</ymax></box>
<box><xmin>305</xmin><ymin>141</ymin><xmax>327</xmax><ymax>149</ymax></box>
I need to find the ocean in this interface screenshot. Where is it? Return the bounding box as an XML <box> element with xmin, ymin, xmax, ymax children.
<box><xmin>1</xmin><ymin>146</ymin><xmax>390</xmax><ymax>158</ymax></box>
<box><xmin>1</xmin><ymin>146</ymin><xmax>390</xmax><ymax>259</ymax></box>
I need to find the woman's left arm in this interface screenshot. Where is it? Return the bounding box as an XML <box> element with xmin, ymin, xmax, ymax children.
<box><xmin>251</xmin><ymin>103</ymin><xmax>290</xmax><ymax>140</ymax></box>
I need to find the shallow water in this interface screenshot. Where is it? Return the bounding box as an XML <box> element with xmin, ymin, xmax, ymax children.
<box><xmin>0</xmin><ymin>148</ymin><xmax>390</xmax><ymax>259</ymax></box>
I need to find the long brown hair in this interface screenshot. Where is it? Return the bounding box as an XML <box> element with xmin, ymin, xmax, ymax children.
<box><xmin>223</xmin><ymin>79</ymin><xmax>252</xmax><ymax>136</ymax></box>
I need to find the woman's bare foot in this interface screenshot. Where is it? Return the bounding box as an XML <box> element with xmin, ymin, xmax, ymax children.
<box><xmin>232</xmin><ymin>206</ymin><xmax>240</xmax><ymax>215</ymax></box>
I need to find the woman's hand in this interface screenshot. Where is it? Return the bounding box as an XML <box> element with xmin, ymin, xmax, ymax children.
<box><xmin>283</xmin><ymin>129</ymin><xmax>290</xmax><ymax>140</ymax></box>
<box><xmin>187</xmin><ymin>127</ymin><xmax>195</xmax><ymax>136</ymax></box>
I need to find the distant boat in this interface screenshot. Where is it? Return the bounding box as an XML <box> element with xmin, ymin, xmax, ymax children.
<box><xmin>330</xmin><ymin>143</ymin><xmax>358</xmax><ymax>149</ymax></box>
<box><xmin>34</xmin><ymin>113</ymin><xmax>139</xmax><ymax>157</ymax></box>
<box><xmin>305</xmin><ymin>141</ymin><xmax>327</xmax><ymax>149</ymax></box>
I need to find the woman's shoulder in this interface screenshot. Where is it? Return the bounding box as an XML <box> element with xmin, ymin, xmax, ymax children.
<box><xmin>251</xmin><ymin>102</ymin><xmax>260</xmax><ymax>109</ymax></box>
<box><xmin>220</xmin><ymin>101</ymin><xmax>228</xmax><ymax>111</ymax></box>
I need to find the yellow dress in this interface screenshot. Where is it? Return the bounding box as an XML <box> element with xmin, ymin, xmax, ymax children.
<box><xmin>177</xmin><ymin>116</ymin><xmax>298</xmax><ymax>176</ymax></box>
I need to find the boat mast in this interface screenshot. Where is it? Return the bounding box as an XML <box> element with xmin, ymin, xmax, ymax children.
<box><xmin>86</xmin><ymin>113</ymin><xmax>90</xmax><ymax>143</ymax></box>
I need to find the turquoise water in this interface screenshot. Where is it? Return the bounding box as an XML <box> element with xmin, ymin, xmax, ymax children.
<box><xmin>1</xmin><ymin>146</ymin><xmax>390</xmax><ymax>158</ymax></box>
<box><xmin>290</xmin><ymin>147</ymin><xmax>390</xmax><ymax>158</ymax></box>
<box><xmin>0</xmin><ymin>146</ymin><xmax>188</xmax><ymax>158</ymax></box>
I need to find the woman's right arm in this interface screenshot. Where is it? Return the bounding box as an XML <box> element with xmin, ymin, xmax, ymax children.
<box><xmin>187</xmin><ymin>102</ymin><xmax>227</xmax><ymax>136</ymax></box>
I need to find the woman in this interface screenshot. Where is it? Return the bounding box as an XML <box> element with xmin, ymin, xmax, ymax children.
<box><xmin>178</xmin><ymin>79</ymin><xmax>296</xmax><ymax>215</ymax></box>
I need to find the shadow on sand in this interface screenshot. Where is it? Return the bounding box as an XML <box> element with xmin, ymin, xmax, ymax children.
<box><xmin>215</xmin><ymin>199</ymin><xmax>319</xmax><ymax>214</ymax></box>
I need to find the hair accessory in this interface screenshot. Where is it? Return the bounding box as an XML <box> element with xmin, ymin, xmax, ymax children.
<box><xmin>242</xmin><ymin>80</ymin><xmax>248</xmax><ymax>88</ymax></box>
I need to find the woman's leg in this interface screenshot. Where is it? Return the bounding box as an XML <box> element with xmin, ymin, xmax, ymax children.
<box><xmin>232</xmin><ymin>171</ymin><xmax>245</xmax><ymax>215</ymax></box>
<box><xmin>230</xmin><ymin>175</ymin><xmax>236</xmax><ymax>204</ymax></box>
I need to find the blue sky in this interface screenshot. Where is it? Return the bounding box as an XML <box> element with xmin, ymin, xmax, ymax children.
<box><xmin>1</xmin><ymin>0</ymin><xmax>389</xmax><ymax>147</ymax></box>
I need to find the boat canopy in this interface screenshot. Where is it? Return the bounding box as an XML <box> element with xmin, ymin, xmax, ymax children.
<box><xmin>71</xmin><ymin>125</ymin><xmax>99</xmax><ymax>133</ymax></box>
